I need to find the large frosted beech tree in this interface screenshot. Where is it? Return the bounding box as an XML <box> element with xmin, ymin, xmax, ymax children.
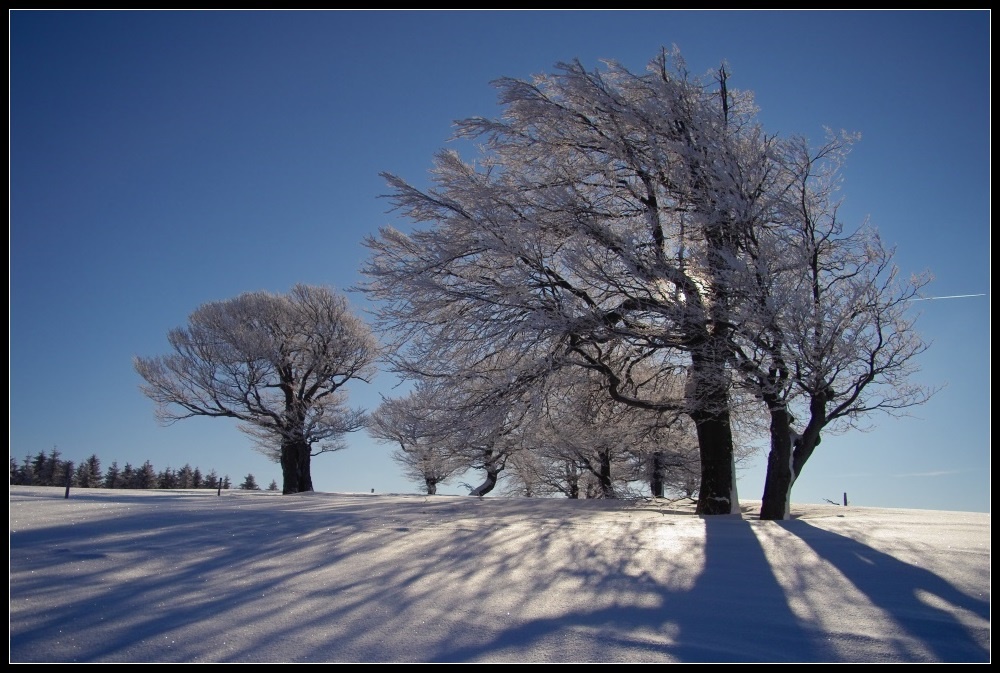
<box><xmin>361</xmin><ymin>48</ymin><xmax>778</xmax><ymax>515</ymax></box>
<box><xmin>134</xmin><ymin>284</ymin><xmax>378</xmax><ymax>494</ymax></box>
<box><xmin>360</xmin><ymin>48</ymin><xmax>932</xmax><ymax>516</ymax></box>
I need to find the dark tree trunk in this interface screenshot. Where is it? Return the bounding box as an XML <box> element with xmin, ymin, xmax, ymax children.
<box><xmin>692</xmin><ymin>410</ymin><xmax>737</xmax><ymax>515</ymax></box>
<box><xmin>469</xmin><ymin>447</ymin><xmax>505</xmax><ymax>497</ymax></box>
<box><xmin>650</xmin><ymin>451</ymin><xmax>665</xmax><ymax>498</ymax></box>
<box><xmin>688</xmin><ymin>349</ymin><xmax>738</xmax><ymax>516</ymax></box>
<box><xmin>759</xmin><ymin>401</ymin><xmax>795</xmax><ymax>521</ymax></box>
<box><xmin>597</xmin><ymin>450</ymin><xmax>615</xmax><ymax>499</ymax></box>
<box><xmin>792</xmin><ymin>391</ymin><xmax>829</xmax><ymax>479</ymax></box>
<box><xmin>280</xmin><ymin>436</ymin><xmax>314</xmax><ymax>495</ymax></box>
<box><xmin>425</xmin><ymin>478</ymin><xmax>437</xmax><ymax>495</ymax></box>
<box><xmin>469</xmin><ymin>468</ymin><xmax>499</xmax><ymax>497</ymax></box>
<box><xmin>564</xmin><ymin>460</ymin><xmax>580</xmax><ymax>499</ymax></box>
<box><xmin>759</xmin><ymin>391</ymin><xmax>828</xmax><ymax>519</ymax></box>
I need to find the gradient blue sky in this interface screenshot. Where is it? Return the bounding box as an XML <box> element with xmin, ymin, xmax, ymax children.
<box><xmin>10</xmin><ymin>10</ymin><xmax>990</xmax><ymax>512</ymax></box>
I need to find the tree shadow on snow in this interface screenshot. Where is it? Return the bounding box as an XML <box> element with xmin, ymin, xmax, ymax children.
<box><xmin>779</xmin><ymin>519</ymin><xmax>990</xmax><ymax>663</ymax></box>
<box><xmin>435</xmin><ymin>514</ymin><xmax>838</xmax><ymax>663</ymax></box>
<box><xmin>9</xmin><ymin>491</ymin><xmax>989</xmax><ymax>664</ymax></box>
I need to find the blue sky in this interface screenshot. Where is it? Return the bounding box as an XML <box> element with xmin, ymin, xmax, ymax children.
<box><xmin>9</xmin><ymin>10</ymin><xmax>990</xmax><ymax>512</ymax></box>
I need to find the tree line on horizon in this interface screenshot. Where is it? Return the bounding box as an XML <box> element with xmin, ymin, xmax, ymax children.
<box><xmin>9</xmin><ymin>446</ymin><xmax>277</xmax><ymax>492</ymax></box>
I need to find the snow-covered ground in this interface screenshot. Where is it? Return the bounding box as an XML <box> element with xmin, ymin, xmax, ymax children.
<box><xmin>9</xmin><ymin>486</ymin><xmax>990</xmax><ymax>663</ymax></box>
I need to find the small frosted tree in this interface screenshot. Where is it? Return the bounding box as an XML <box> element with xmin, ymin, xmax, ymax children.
<box><xmin>135</xmin><ymin>284</ymin><xmax>378</xmax><ymax>494</ymax></box>
<box><xmin>103</xmin><ymin>462</ymin><xmax>122</xmax><ymax>488</ymax></box>
<box><xmin>369</xmin><ymin>383</ymin><xmax>474</xmax><ymax>495</ymax></box>
<box><xmin>136</xmin><ymin>461</ymin><xmax>157</xmax><ymax>489</ymax></box>
<box><xmin>177</xmin><ymin>464</ymin><xmax>195</xmax><ymax>489</ymax></box>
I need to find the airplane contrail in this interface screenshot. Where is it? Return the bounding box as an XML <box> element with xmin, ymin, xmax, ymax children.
<box><xmin>908</xmin><ymin>293</ymin><xmax>987</xmax><ymax>301</ymax></box>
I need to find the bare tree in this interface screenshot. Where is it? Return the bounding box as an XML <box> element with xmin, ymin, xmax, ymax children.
<box><xmin>368</xmin><ymin>384</ymin><xmax>468</xmax><ymax>495</ymax></box>
<box><xmin>733</xmin><ymin>133</ymin><xmax>935</xmax><ymax>519</ymax></box>
<box><xmin>134</xmin><ymin>284</ymin><xmax>378</xmax><ymax>494</ymax></box>
<box><xmin>360</xmin><ymin>48</ymin><xmax>933</xmax><ymax>516</ymax></box>
<box><xmin>524</xmin><ymin>366</ymin><xmax>669</xmax><ymax>499</ymax></box>
<box><xmin>360</xmin><ymin>48</ymin><xmax>783</xmax><ymax>514</ymax></box>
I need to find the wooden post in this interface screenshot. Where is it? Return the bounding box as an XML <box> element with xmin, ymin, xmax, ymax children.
<box><xmin>843</xmin><ymin>492</ymin><xmax>848</xmax><ymax>506</ymax></box>
<box><xmin>64</xmin><ymin>461</ymin><xmax>74</xmax><ymax>499</ymax></box>
<box><xmin>217</xmin><ymin>477</ymin><xmax>223</xmax><ymax>496</ymax></box>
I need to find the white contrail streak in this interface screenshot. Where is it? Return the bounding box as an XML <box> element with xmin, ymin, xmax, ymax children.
<box><xmin>908</xmin><ymin>293</ymin><xmax>987</xmax><ymax>301</ymax></box>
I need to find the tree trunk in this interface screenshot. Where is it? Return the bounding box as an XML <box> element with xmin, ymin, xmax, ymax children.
<box><xmin>469</xmin><ymin>447</ymin><xmax>504</xmax><ymax>497</ymax></box>
<box><xmin>688</xmin><ymin>350</ymin><xmax>739</xmax><ymax>515</ymax></box>
<box><xmin>650</xmin><ymin>451</ymin><xmax>665</xmax><ymax>498</ymax></box>
<box><xmin>759</xmin><ymin>391</ymin><xmax>828</xmax><ymax>519</ymax></box>
<box><xmin>692</xmin><ymin>411</ymin><xmax>738</xmax><ymax>515</ymax></box>
<box><xmin>425</xmin><ymin>478</ymin><xmax>437</xmax><ymax>495</ymax></box>
<box><xmin>280</xmin><ymin>437</ymin><xmax>314</xmax><ymax>495</ymax></box>
<box><xmin>792</xmin><ymin>391</ymin><xmax>829</xmax><ymax>480</ymax></box>
<box><xmin>469</xmin><ymin>467</ymin><xmax>499</xmax><ymax>497</ymax></box>
<box><xmin>759</xmin><ymin>401</ymin><xmax>795</xmax><ymax>520</ymax></box>
<box><xmin>597</xmin><ymin>450</ymin><xmax>615</xmax><ymax>499</ymax></box>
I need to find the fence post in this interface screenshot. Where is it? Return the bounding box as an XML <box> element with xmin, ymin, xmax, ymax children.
<box><xmin>843</xmin><ymin>492</ymin><xmax>848</xmax><ymax>506</ymax></box>
<box><xmin>217</xmin><ymin>478</ymin><xmax>223</xmax><ymax>496</ymax></box>
<box><xmin>64</xmin><ymin>461</ymin><xmax>74</xmax><ymax>499</ymax></box>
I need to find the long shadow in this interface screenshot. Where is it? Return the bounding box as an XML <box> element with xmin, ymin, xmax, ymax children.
<box><xmin>436</xmin><ymin>515</ymin><xmax>835</xmax><ymax>662</ymax></box>
<box><xmin>666</xmin><ymin>516</ymin><xmax>836</xmax><ymax>662</ymax></box>
<box><xmin>781</xmin><ymin>519</ymin><xmax>990</xmax><ymax>662</ymax></box>
<box><xmin>11</xmin><ymin>490</ymin><xmax>987</xmax><ymax>663</ymax></box>
<box><xmin>9</xmin><ymin>492</ymin><xmax>390</xmax><ymax>662</ymax></box>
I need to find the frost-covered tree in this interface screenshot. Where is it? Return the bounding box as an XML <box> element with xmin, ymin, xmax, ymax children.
<box><xmin>32</xmin><ymin>447</ymin><xmax>65</xmax><ymax>486</ymax></box>
<box><xmin>460</xmin><ymin>410</ymin><xmax>525</xmax><ymax>498</ymax></box>
<box><xmin>732</xmin><ymin>133</ymin><xmax>934</xmax><ymax>519</ymax></box>
<box><xmin>10</xmin><ymin>456</ymin><xmax>34</xmax><ymax>485</ymax></box>
<box><xmin>525</xmin><ymin>368</ymin><xmax>650</xmax><ymax>499</ymax></box>
<box><xmin>158</xmin><ymin>467</ymin><xmax>178</xmax><ymax>490</ymax></box>
<box><xmin>176</xmin><ymin>464</ymin><xmax>195</xmax><ymax>489</ymax></box>
<box><xmin>120</xmin><ymin>463</ymin><xmax>136</xmax><ymax>489</ymax></box>
<box><xmin>360</xmin><ymin>48</ymin><xmax>783</xmax><ymax>514</ymax></box>
<box><xmin>134</xmin><ymin>284</ymin><xmax>379</xmax><ymax>495</ymax></box>
<box><xmin>371</xmin><ymin>373</ymin><xmax>529</xmax><ymax>497</ymax></box>
<box><xmin>30</xmin><ymin>450</ymin><xmax>49</xmax><ymax>485</ymax></box>
<box><xmin>368</xmin><ymin>384</ymin><xmax>468</xmax><ymax>495</ymax></box>
<box><xmin>203</xmin><ymin>469</ymin><xmax>220</xmax><ymax>490</ymax></box>
<box><xmin>49</xmin><ymin>450</ymin><xmax>70</xmax><ymax>487</ymax></box>
<box><xmin>506</xmin><ymin>364</ymin><xmax>708</xmax><ymax>501</ymax></box>
<box><xmin>498</xmin><ymin>449</ymin><xmax>555</xmax><ymax>498</ymax></box>
<box><xmin>360</xmin><ymin>47</ymin><xmax>932</xmax><ymax>516</ymax></box>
